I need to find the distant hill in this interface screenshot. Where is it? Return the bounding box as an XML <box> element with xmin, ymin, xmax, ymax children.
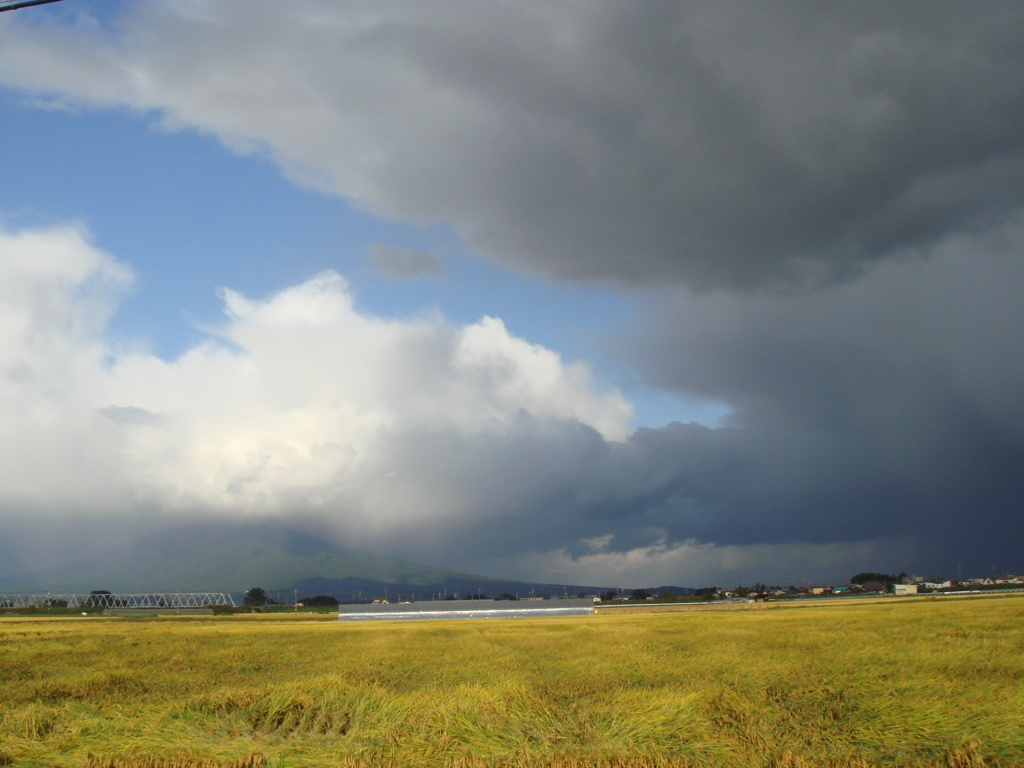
<box><xmin>0</xmin><ymin>523</ymin><xmax>611</xmax><ymax>600</ymax></box>
<box><xmin>648</xmin><ymin>585</ymin><xmax>698</xmax><ymax>596</ymax></box>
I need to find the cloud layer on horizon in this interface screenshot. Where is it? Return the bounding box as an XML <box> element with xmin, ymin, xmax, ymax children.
<box><xmin>0</xmin><ymin>223</ymin><xmax>913</xmax><ymax>586</ymax></box>
<box><xmin>2</xmin><ymin>221</ymin><xmax>1021</xmax><ymax>584</ymax></box>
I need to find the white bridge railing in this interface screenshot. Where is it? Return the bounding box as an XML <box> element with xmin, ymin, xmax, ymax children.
<box><xmin>0</xmin><ymin>592</ymin><xmax>236</xmax><ymax>609</ymax></box>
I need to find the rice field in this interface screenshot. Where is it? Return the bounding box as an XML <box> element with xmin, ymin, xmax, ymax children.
<box><xmin>1</xmin><ymin>595</ymin><xmax>1023</xmax><ymax>768</ymax></box>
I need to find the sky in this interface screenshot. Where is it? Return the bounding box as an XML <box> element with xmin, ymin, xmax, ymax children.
<box><xmin>1</xmin><ymin>0</ymin><xmax>1023</xmax><ymax>587</ymax></box>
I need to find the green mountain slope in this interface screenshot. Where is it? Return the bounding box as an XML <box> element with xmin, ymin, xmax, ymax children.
<box><xmin>0</xmin><ymin>524</ymin><xmax>489</xmax><ymax>594</ymax></box>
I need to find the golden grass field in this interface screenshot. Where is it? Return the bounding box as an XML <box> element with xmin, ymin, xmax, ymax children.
<box><xmin>2</xmin><ymin>595</ymin><xmax>1023</xmax><ymax>768</ymax></box>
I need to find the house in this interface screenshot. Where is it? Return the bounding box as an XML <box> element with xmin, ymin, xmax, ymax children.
<box><xmin>893</xmin><ymin>584</ymin><xmax>918</xmax><ymax>596</ymax></box>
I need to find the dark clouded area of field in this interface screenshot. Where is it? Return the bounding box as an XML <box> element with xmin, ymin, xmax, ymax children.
<box><xmin>1</xmin><ymin>1</ymin><xmax>1022</xmax><ymax>585</ymax></box>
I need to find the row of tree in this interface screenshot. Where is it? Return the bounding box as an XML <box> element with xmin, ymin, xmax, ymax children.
<box><xmin>245</xmin><ymin>575</ymin><xmax>913</xmax><ymax>609</ymax></box>
<box><xmin>850</xmin><ymin>572</ymin><xmax>907</xmax><ymax>585</ymax></box>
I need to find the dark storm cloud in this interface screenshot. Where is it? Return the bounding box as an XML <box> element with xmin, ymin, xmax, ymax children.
<box><xmin>5</xmin><ymin>1</ymin><xmax>1023</xmax><ymax>289</ymax></box>
<box><xmin>615</xmin><ymin>225</ymin><xmax>1024</xmax><ymax>573</ymax></box>
<box><xmin>348</xmin><ymin>223</ymin><xmax>1024</xmax><ymax>578</ymax></box>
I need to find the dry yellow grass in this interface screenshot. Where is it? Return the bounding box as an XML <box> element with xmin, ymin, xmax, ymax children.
<box><xmin>1</xmin><ymin>595</ymin><xmax>1023</xmax><ymax>767</ymax></box>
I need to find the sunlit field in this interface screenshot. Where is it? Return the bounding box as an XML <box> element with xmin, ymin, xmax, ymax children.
<box><xmin>2</xmin><ymin>596</ymin><xmax>1023</xmax><ymax>768</ymax></box>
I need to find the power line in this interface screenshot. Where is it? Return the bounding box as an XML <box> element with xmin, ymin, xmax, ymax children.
<box><xmin>1</xmin><ymin>0</ymin><xmax>67</xmax><ymax>13</ymax></box>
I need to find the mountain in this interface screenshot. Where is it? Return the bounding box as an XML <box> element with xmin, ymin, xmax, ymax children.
<box><xmin>0</xmin><ymin>523</ymin><xmax>610</xmax><ymax>599</ymax></box>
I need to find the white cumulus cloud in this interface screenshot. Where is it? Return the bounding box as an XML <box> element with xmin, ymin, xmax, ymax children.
<box><xmin>0</xmin><ymin>222</ymin><xmax>631</xmax><ymax>536</ymax></box>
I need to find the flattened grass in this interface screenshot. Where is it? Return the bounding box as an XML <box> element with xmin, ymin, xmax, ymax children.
<box><xmin>1</xmin><ymin>596</ymin><xmax>1022</xmax><ymax>767</ymax></box>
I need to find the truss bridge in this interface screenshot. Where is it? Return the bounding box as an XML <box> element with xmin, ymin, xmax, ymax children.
<box><xmin>0</xmin><ymin>592</ymin><xmax>236</xmax><ymax>609</ymax></box>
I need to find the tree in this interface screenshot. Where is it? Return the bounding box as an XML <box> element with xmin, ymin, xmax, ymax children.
<box><xmin>850</xmin><ymin>572</ymin><xmax>899</xmax><ymax>586</ymax></box>
<box><xmin>630</xmin><ymin>588</ymin><xmax>650</xmax><ymax>600</ymax></box>
<box><xmin>244</xmin><ymin>587</ymin><xmax>267</xmax><ymax>606</ymax></box>
<box><xmin>300</xmin><ymin>594</ymin><xmax>338</xmax><ymax>607</ymax></box>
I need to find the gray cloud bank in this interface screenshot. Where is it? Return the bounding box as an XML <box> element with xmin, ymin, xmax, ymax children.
<box><xmin>1</xmin><ymin>2</ymin><xmax>1023</xmax><ymax>583</ymax></box>
<box><xmin>4</xmin><ymin>2</ymin><xmax>1023</xmax><ymax>290</ymax></box>
<box><xmin>369</xmin><ymin>244</ymin><xmax>446</xmax><ymax>281</ymax></box>
<box><xmin>624</xmin><ymin>223</ymin><xmax>1024</xmax><ymax>574</ymax></box>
